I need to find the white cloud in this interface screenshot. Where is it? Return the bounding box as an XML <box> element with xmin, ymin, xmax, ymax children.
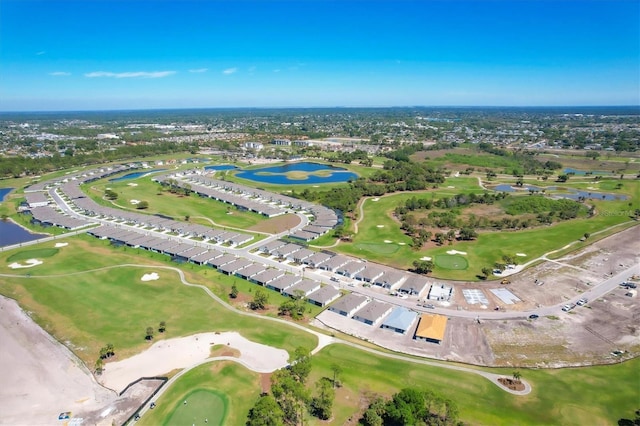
<box><xmin>189</xmin><ymin>68</ymin><xmax>208</xmax><ymax>73</ymax></box>
<box><xmin>222</xmin><ymin>67</ymin><xmax>237</xmax><ymax>75</ymax></box>
<box><xmin>49</xmin><ymin>71</ymin><xmax>71</xmax><ymax>76</ymax></box>
<box><xmin>84</xmin><ymin>71</ymin><xmax>176</xmax><ymax>78</ymax></box>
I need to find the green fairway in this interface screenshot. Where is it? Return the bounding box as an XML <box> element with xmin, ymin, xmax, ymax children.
<box><xmin>310</xmin><ymin>344</ymin><xmax>640</xmax><ymax>426</ymax></box>
<box><xmin>165</xmin><ymin>389</ymin><xmax>227</xmax><ymax>426</ymax></box>
<box><xmin>139</xmin><ymin>362</ymin><xmax>260</xmax><ymax>426</ymax></box>
<box><xmin>434</xmin><ymin>254</ymin><xmax>468</xmax><ymax>270</ymax></box>
<box><xmin>7</xmin><ymin>248</ymin><xmax>59</xmax><ymax>262</ymax></box>
<box><xmin>0</xmin><ymin>236</ymin><xmax>317</xmax><ymax>363</ymax></box>
<box><xmin>353</xmin><ymin>242</ymin><xmax>400</xmax><ymax>255</ymax></box>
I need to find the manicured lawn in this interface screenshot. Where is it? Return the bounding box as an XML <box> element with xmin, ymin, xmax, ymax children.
<box><xmin>164</xmin><ymin>389</ymin><xmax>227</xmax><ymax>426</ymax></box>
<box><xmin>332</xmin><ymin>177</ymin><xmax>639</xmax><ymax>280</ymax></box>
<box><xmin>83</xmin><ymin>177</ymin><xmax>268</xmax><ymax>231</ymax></box>
<box><xmin>434</xmin><ymin>254</ymin><xmax>468</xmax><ymax>270</ymax></box>
<box><xmin>7</xmin><ymin>248</ymin><xmax>59</xmax><ymax>262</ymax></box>
<box><xmin>139</xmin><ymin>362</ymin><xmax>261</xmax><ymax>426</ymax></box>
<box><xmin>0</xmin><ymin>236</ymin><xmax>317</xmax><ymax>364</ymax></box>
<box><xmin>310</xmin><ymin>344</ymin><xmax>640</xmax><ymax>426</ymax></box>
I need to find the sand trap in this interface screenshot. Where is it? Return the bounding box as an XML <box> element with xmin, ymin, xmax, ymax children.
<box><xmin>447</xmin><ymin>186</ymin><xmax>455</xmax><ymax>189</ymax></box>
<box><xmin>384</xmin><ymin>240</ymin><xmax>392</xmax><ymax>243</ymax></box>
<box><xmin>99</xmin><ymin>332</ymin><xmax>289</xmax><ymax>392</ymax></box>
<box><xmin>127</xmin><ymin>183</ymin><xmax>138</xmax><ymax>186</ymax></box>
<box><xmin>312</xmin><ymin>185</ymin><xmax>320</xmax><ymax>188</ymax></box>
<box><xmin>141</xmin><ymin>272</ymin><xmax>159</xmax><ymax>281</ymax></box>
<box><xmin>420</xmin><ymin>256</ymin><xmax>432</xmax><ymax>261</ymax></box>
<box><xmin>516</xmin><ymin>253</ymin><xmax>527</xmax><ymax>257</ymax></box>
<box><xmin>371</xmin><ymin>197</ymin><xmax>380</xmax><ymax>202</ymax></box>
<box><xmin>8</xmin><ymin>259</ymin><xmax>43</xmax><ymax>269</ymax></box>
<box><xmin>376</xmin><ymin>225</ymin><xmax>384</xmax><ymax>228</ymax></box>
<box><xmin>454</xmin><ymin>172</ymin><xmax>460</xmax><ymax>177</ymax></box>
<box><xmin>446</xmin><ymin>250</ymin><xmax>467</xmax><ymax>255</ymax></box>
<box><xmin>398</xmin><ymin>242</ymin><xmax>406</xmax><ymax>246</ymax></box>
<box><xmin>130</xmin><ymin>199</ymin><xmax>140</xmax><ymax>205</ymax></box>
<box><xmin>54</xmin><ymin>242</ymin><xmax>68</xmax><ymax>248</ymax></box>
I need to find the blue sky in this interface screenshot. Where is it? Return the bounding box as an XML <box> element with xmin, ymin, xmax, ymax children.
<box><xmin>1</xmin><ymin>0</ymin><xmax>638</xmax><ymax>111</ymax></box>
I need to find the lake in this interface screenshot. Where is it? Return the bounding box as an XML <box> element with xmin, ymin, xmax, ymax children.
<box><xmin>204</xmin><ymin>165</ymin><xmax>238</xmax><ymax>171</ymax></box>
<box><xmin>0</xmin><ymin>187</ymin><xmax>14</xmax><ymax>202</ymax></box>
<box><xmin>563</xmin><ymin>167</ymin><xmax>612</xmax><ymax>175</ymax></box>
<box><xmin>109</xmin><ymin>169</ymin><xmax>167</xmax><ymax>182</ymax></box>
<box><xmin>0</xmin><ymin>219</ymin><xmax>48</xmax><ymax>247</ymax></box>
<box><xmin>236</xmin><ymin>162</ymin><xmax>358</xmax><ymax>185</ymax></box>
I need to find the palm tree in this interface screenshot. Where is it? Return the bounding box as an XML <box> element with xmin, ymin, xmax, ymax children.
<box><xmin>512</xmin><ymin>371</ymin><xmax>522</xmax><ymax>383</ymax></box>
<box><xmin>145</xmin><ymin>327</ymin><xmax>154</xmax><ymax>340</ymax></box>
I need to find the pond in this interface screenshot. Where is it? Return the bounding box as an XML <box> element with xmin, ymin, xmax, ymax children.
<box><xmin>109</xmin><ymin>169</ymin><xmax>167</xmax><ymax>182</ymax></box>
<box><xmin>0</xmin><ymin>187</ymin><xmax>14</xmax><ymax>202</ymax></box>
<box><xmin>493</xmin><ymin>185</ymin><xmax>555</xmax><ymax>193</ymax></box>
<box><xmin>236</xmin><ymin>162</ymin><xmax>358</xmax><ymax>184</ymax></box>
<box><xmin>563</xmin><ymin>167</ymin><xmax>612</xmax><ymax>175</ymax></box>
<box><xmin>204</xmin><ymin>165</ymin><xmax>238</xmax><ymax>171</ymax></box>
<box><xmin>0</xmin><ymin>219</ymin><xmax>48</xmax><ymax>247</ymax></box>
<box><xmin>557</xmin><ymin>189</ymin><xmax>628</xmax><ymax>201</ymax></box>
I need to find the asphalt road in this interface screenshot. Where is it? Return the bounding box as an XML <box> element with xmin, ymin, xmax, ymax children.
<box><xmin>9</xmin><ymin>184</ymin><xmax>639</xmax><ymax>322</ymax></box>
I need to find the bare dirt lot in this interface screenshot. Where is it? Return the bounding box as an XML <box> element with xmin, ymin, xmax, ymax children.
<box><xmin>314</xmin><ymin>226</ymin><xmax>640</xmax><ymax>368</ymax></box>
<box><xmin>248</xmin><ymin>213</ymin><xmax>301</xmax><ymax>234</ymax></box>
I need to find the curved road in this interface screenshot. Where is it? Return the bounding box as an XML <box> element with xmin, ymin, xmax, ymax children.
<box><xmin>0</xmin><ymin>264</ymin><xmax>531</xmax><ymax>398</ymax></box>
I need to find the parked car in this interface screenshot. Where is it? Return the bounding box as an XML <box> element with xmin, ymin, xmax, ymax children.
<box><xmin>561</xmin><ymin>304</ymin><xmax>575</xmax><ymax>312</ymax></box>
<box><xmin>577</xmin><ymin>298</ymin><xmax>588</xmax><ymax>306</ymax></box>
<box><xmin>528</xmin><ymin>314</ymin><xmax>539</xmax><ymax>319</ymax></box>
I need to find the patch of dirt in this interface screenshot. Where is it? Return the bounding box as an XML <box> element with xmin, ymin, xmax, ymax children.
<box><xmin>497</xmin><ymin>377</ymin><xmax>525</xmax><ymax>391</ymax></box>
<box><xmin>260</xmin><ymin>373</ymin><xmax>272</xmax><ymax>393</ymax></box>
<box><xmin>210</xmin><ymin>344</ymin><xmax>240</xmax><ymax>358</ymax></box>
<box><xmin>248</xmin><ymin>213</ymin><xmax>301</xmax><ymax>234</ymax></box>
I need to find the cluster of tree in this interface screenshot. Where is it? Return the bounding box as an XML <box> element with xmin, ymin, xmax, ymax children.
<box><xmin>159</xmin><ymin>178</ymin><xmax>192</xmax><ymax>196</ymax></box>
<box><xmin>397</xmin><ymin>192</ymin><xmax>506</xmax><ymax>214</ymax></box>
<box><xmin>295</xmin><ymin>157</ymin><xmax>446</xmax><ymax>213</ymax></box>
<box><xmin>104</xmin><ymin>189</ymin><xmax>118</xmax><ymax>200</ymax></box>
<box><xmin>98</xmin><ymin>343</ymin><xmax>115</xmax><ymax>360</ymax></box>
<box><xmin>246</xmin><ymin>347</ymin><xmax>337</xmax><ymax>425</ymax></box>
<box><xmin>361</xmin><ymin>388</ymin><xmax>462</xmax><ymax>426</ymax></box>
<box><xmin>250</xmin><ymin>289</ymin><xmax>269</xmax><ymax>310</ymax></box>
<box><xmin>504</xmin><ymin>196</ymin><xmax>586</xmax><ymax>219</ymax></box>
<box><xmin>278</xmin><ymin>290</ymin><xmax>308</xmax><ymax>320</ymax></box>
<box><xmin>0</xmin><ymin>141</ymin><xmax>198</xmax><ymax>178</ymax></box>
<box><xmin>476</xmin><ymin>143</ymin><xmax>564</xmax><ymax>176</ymax></box>
<box><xmin>135</xmin><ymin>200</ymin><xmax>149</xmax><ymax>209</ymax></box>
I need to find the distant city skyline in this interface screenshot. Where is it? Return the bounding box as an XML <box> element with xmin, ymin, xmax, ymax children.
<box><xmin>1</xmin><ymin>0</ymin><xmax>638</xmax><ymax>111</ymax></box>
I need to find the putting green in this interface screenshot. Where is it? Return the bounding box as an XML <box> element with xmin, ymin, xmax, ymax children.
<box><xmin>435</xmin><ymin>254</ymin><xmax>468</xmax><ymax>270</ymax></box>
<box><xmin>164</xmin><ymin>389</ymin><xmax>227</xmax><ymax>426</ymax></box>
<box><xmin>354</xmin><ymin>242</ymin><xmax>400</xmax><ymax>255</ymax></box>
<box><xmin>7</xmin><ymin>248</ymin><xmax>59</xmax><ymax>262</ymax></box>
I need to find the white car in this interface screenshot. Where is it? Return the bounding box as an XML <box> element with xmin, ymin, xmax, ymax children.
<box><xmin>577</xmin><ymin>298</ymin><xmax>588</xmax><ymax>306</ymax></box>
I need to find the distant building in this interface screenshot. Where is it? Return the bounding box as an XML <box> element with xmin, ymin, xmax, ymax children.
<box><xmin>242</xmin><ymin>141</ymin><xmax>264</xmax><ymax>150</ymax></box>
<box><xmin>271</xmin><ymin>138</ymin><xmax>291</xmax><ymax>146</ymax></box>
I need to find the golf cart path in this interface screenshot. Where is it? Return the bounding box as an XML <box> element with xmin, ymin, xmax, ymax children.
<box><xmin>1</xmin><ymin>264</ymin><xmax>530</xmax><ymax>397</ymax></box>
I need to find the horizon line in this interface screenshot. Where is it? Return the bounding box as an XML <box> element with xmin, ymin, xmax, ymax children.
<box><xmin>1</xmin><ymin>104</ymin><xmax>639</xmax><ymax>114</ymax></box>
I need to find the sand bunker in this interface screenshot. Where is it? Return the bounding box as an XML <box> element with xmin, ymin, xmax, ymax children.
<box><xmin>398</xmin><ymin>242</ymin><xmax>406</xmax><ymax>246</ymax></box>
<box><xmin>8</xmin><ymin>259</ymin><xmax>43</xmax><ymax>269</ymax></box>
<box><xmin>141</xmin><ymin>272</ymin><xmax>159</xmax><ymax>281</ymax></box>
<box><xmin>447</xmin><ymin>186</ymin><xmax>455</xmax><ymax>189</ymax></box>
<box><xmin>420</xmin><ymin>256</ymin><xmax>432</xmax><ymax>261</ymax></box>
<box><xmin>516</xmin><ymin>253</ymin><xmax>527</xmax><ymax>257</ymax></box>
<box><xmin>376</xmin><ymin>225</ymin><xmax>384</xmax><ymax>228</ymax></box>
<box><xmin>99</xmin><ymin>332</ymin><xmax>289</xmax><ymax>392</ymax></box>
<box><xmin>130</xmin><ymin>199</ymin><xmax>140</xmax><ymax>205</ymax></box>
<box><xmin>446</xmin><ymin>250</ymin><xmax>467</xmax><ymax>255</ymax></box>
<box><xmin>127</xmin><ymin>183</ymin><xmax>138</xmax><ymax>186</ymax></box>
<box><xmin>384</xmin><ymin>240</ymin><xmax>392</xmax><ymax>243</ymax></box>
<box><xmin>54</xmin><ymin>242</ymin><xmax>68</xmax><ymax>248</ymax></box>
